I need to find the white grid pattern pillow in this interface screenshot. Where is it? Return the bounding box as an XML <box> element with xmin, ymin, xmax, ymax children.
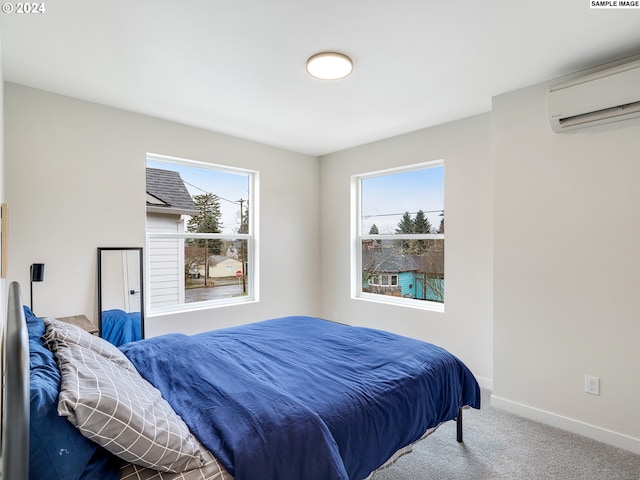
<box><xmin>43</xmin><ymin>317</ymin><xmax>134</xmax><ymax>369</ymax></box>
<box><xmin>48</xmin><ymin>332</ymin><xmax>205</xmax><ymax>473</ymax></box>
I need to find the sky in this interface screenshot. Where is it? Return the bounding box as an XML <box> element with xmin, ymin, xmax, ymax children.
<box><xmin>361</xmin><ymin>165</ymin><xmax>444</xmax><ymax>234</ymax></box>
<box><xmin>147</xmin><ymin>158</ymin><xmax>443</xmax><ymax>236</ymax></box>
<box><xmin>147</xmin><ymin>158</ymin><xmax>249</xmax><ymax>234</ymax></box>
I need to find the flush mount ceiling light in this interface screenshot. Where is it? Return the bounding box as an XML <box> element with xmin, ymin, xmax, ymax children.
<box><xmin>306</xmin><ymin>52</ymin><xmax>353</xmax><ymax>80</ymax></box>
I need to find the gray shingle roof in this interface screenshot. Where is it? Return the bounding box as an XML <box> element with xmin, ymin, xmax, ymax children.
<box><xmin>146</xmin><ymin>168</ymin><xmax>198</xmax><ymax>215</ymax></box>
<box><xmin>362</xmin><ymin>247</ymin><xmax>419</xmax><ymax>273</ymax></box>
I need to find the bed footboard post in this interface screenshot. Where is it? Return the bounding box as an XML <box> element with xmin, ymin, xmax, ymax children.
<box><xmin>456</xmin><ymin>407</ymin><xmax>463</xmax><ymax>443</ymax></box>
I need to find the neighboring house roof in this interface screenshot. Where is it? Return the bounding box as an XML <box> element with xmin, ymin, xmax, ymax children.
<box><xmin>146</xmin><ymin>168</ymin><xmax>199</xmax><ymax>216</ymax></box>
<box><xmin>362</xmin><ymin>247</ymin><xmax>419</xmax><ymax>274</ymax></box>
<box><xmin>208</xmin><ymin>255</ymin><xmax>241</xmax><ymax>265</ymax></box>
<box><xmin>363</xmin><ymin>243</ymin><xmax>444</xmax><ymax>277</ymax></box>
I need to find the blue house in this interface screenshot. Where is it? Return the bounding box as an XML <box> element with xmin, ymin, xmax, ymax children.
<box><xmin>362</xmin><ymin>245</ymin><xmax>444</xmax><ymax>302</ymax></box>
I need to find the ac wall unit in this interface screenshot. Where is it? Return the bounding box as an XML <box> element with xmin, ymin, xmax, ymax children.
<box><xmin>547</xmin><ymin>58</ymin><xmax>640</xmax><ymax>133</ymax></box>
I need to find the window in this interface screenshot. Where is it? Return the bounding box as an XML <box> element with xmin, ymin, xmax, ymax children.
<box><xmin>370</xmin><ymin>274</ymin><xmax>399</xmax><ymax>287</ymax></box>
<box><xmin>353</xmin><ymin>161</ymin><xmax>444</xmax><ymax>310</ymax></box>
<box><xmin>146</xmin><ymin>154</ymin><xmax>258</xmax><ymax>314</ymax></box>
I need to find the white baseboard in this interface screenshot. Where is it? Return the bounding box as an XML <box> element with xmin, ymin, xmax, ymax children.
<box><xmin>474</xmin><ymin>375</ymin><xmax>493</xmax><ymax>391</ymax></box>
<box><xmin>490</xmin><ymin>394</ymin><xmax>640</xmax><ymax>455</ymax></box>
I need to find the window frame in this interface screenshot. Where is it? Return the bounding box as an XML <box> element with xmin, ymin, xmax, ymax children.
<box><xmin>351</xmin><ymin>160</ymin><xmax>445</xmax><ymax>312</ymax></box>
<box><xmin>146</xmin><ymin>153</ymin><xmax>259</xmax><ymax>316</ymax></box>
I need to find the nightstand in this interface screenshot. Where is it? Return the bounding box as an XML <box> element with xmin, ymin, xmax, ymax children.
<box><xmin>57</xmin><ymin>314</ymin><xmax>99</xmax><ymax>335</ymax></box>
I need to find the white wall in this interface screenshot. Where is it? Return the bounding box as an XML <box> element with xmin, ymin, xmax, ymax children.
<box><xmin>319</xmin><ymin>114</ymin><xmax>494</xmax><ymax>388</ymax></box>
<box><xmin>0</xmin><ymin>39</ymin><xmax>4</xmax><ymax>307</ymax></box>
<box><xmin>492</xmin><ymin>73</ymin><xmax>640</xmax><ymax>453</ymax></box>
<box><xmin>4</xmin><ymin>83</ymin><xmax>320</xmax><ymax>335</ymax></box>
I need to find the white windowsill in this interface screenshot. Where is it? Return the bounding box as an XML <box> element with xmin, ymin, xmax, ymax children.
<box><xmin>353</xmin><ymin>293</ymin><xmax>445</xmax><ymax>313</ymax></box>
<box><xmin>147</xmin><ymin>297</ymin><xmax>258</xmax><ymax>317</ymax></box>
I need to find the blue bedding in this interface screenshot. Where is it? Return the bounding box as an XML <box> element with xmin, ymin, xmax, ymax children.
<box><xmin>25</xmin><ymin>307</ymin><xmax>122</xmax><ymax>480</ymax></box>
<box><xmin>101</xmin><ymin>309</ymin><xmax>141</xmax><ymax>346</ymax></box>
<box><xmin>121</xmin><ymin>316</ymin><xmax>480</xmax><ymax>480</ymax></box>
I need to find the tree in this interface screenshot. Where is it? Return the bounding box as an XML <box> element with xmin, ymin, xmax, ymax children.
<box><xmin>394</xmin><ymin>210</ymin><xmax>444</xmax><ymax>302</ymax></box>
<box><xmin>237</xmin><ymin>198</ymin><xmax>249</xmax><ymax>234</ymax></box>
<box><xmin>395</xmin><ymin>212</ymin><xmax>414</xmax><ymax>234</ymax></box>
<box><xmin>366</xmin><ymin>223</ymin><xmax>382</xmax><ymax>249</ymax></box>
<box><xmin>184</xmin><ymin>242</ymin><xmax>206</xmax><ymax>280</ymax></box>
<box><xmin>187</xmin><ymin>193</ymin><xmax>223</xmax><ymax>237</ymax></box>
<box><xmin>187</xmin><ymin>193</ymin><xmax>223</xmax><ymax>286</ymax></box>
<box><xmin>395</xmin><ymin>211</ymin><xmax>414</xmax><ymax>252</ymax></box>
<box><xmin>413</xmin><ymin>210</ymin><xmax>432</xmax><ymax>234</ymax></box>
<box><xmin>413</xmin><ymin>240</ymin><xmax>444</xmax><ymax>303</ymax></box>
<box><xmin>437</xmin><ymin>212</ymin><xmax>445</xmax><ymax>234</ymax></box>
<box><xmin>411</xmin><ymin>210</ymin><xmax>433</xmax><ymax>255</ymax></box>
<box><xmin>236</xmin><ymin>199</ymin><xmax>249</xmax><ymax>293</ymax></box>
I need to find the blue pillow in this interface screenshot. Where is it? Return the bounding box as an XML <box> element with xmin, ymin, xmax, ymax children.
<box><xmin>25</xmin><ymin>307</ymin><xmax>121</xmax><ymax>480</ymax></box>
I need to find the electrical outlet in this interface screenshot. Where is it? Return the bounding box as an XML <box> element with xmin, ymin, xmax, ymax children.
<box><xmin>585</xmin><ymin>375</ymin><xmax>600</xmax><ymax>396</ymax></box>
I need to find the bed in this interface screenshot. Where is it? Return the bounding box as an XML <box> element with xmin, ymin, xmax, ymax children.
<box><xmin>2</xmin><ymin>281</ymin><xmax>480</xmax><ymax>480</ymax></box>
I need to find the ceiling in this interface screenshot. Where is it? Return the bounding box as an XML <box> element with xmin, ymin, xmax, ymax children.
<box><xmin>1</xmin><ymin>1</ymin><xmax>640</xmax><ymax>156</ymax></box>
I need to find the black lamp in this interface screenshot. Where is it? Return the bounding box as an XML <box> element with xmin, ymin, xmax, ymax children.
<box><xmin>30</xmin><ymin>263</ymin><xmax>45</xmax><ymax>312</ymax></box>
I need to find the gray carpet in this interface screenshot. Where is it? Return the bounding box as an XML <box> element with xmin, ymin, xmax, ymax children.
<box><xmin>371</xmin><ymin>389</ymin><xmax>640</xmax><ymax>480</ymax></box>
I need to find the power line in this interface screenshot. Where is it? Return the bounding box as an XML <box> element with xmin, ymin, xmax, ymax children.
<box><xmin>182</xmin><ymin>179</ymin><xmax>242</xmax><ymax>206</ymax></box>
<box><xmin>362</xmin><ymin>209</ymin><xmax>443</xmax><ymax>219</ymax></box>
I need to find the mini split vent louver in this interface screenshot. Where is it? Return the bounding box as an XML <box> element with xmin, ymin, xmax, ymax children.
<box><xmin>547</xmin><ymin>58</ymin><xmax>640</xmax><ymax>133</ymax></box>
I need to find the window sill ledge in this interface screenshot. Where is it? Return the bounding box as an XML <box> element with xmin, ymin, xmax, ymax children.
<box><xmin>353</xmin><ymin>294</ymin><xmax>445</xmax><ymax>313</ymax></box>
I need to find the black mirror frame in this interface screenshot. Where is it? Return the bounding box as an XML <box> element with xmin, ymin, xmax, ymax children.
<box><xmin>97</xmin><ymin>247</ymin><xmax>145</xmax><ymax>340</ymax></box>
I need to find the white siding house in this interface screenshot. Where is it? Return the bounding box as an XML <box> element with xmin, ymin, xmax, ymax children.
<box><xmin>146</xmin><ymin>168</ymin><xmax>198</xmax><ymax>309</ymax></box>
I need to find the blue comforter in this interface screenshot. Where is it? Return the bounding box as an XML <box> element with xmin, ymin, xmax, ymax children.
<box><xmin>101</xmin><ymin>309</ymin><xmax>141</xmax><ymax>346</ymax></box>
<box><xmin>121</xmin><ymin>316</ymin><xmax>480</xmax><ymax>480</ymax></box>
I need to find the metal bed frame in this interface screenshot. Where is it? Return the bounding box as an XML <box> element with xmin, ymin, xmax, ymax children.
<box><xmin>1</xmin><ymin>282</ymin><xmax>30</xmax><ymax>478</ymax></box>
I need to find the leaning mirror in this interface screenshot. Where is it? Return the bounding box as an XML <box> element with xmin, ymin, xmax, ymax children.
<box><xmin>97</xmin><ymin>247</ymin><xmax>144</xmax><ymax>346</ymax></box>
